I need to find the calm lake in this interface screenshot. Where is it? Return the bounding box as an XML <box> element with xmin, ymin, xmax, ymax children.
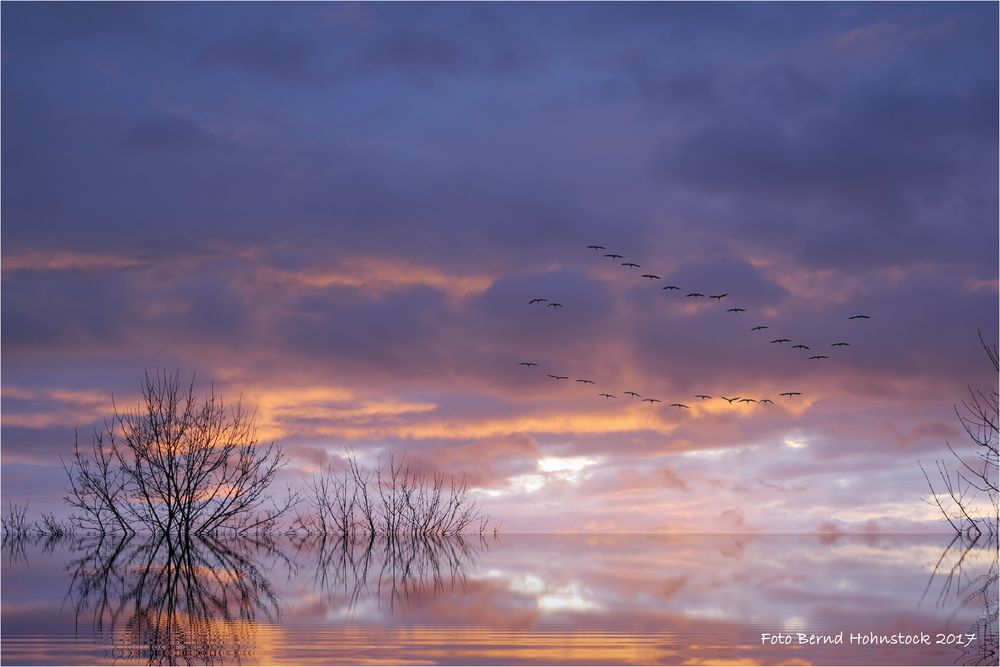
<box><xmin>1</xmin><ymin>533</ymin><xmax>996</xmax><ymax>665</ymax></box>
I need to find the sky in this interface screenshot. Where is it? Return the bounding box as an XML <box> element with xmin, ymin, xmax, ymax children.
<box><xmin>2</xmin><ymin>2</ymin><xmax>997</xmax><ymax>534</ymax></box>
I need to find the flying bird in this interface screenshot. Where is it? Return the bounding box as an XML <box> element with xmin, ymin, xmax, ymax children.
<box><xmin>598</xmin><ymin>393</ymin><xmax>617</xmax><ymax>400</ymax></box>
<box><xmin>770</xmin><ymin>338</ymin><xmax>791</xmax><ymax>344</ymax></box>
<box><xmin>779</xmin><ymin>392</ymin><xmax>802</xmax><ymax>397</ymax></box>
<box><xmin>547</xmin><ymin>374</ymin><xmax>569</xmax><ymax>380</ymax></box>
<box><xmin>642</xmin><ymin>398</ymin><xmax>662</xmax><ymax>404</ymax></box>
<box><xmin>519</xmin><ymin>362</ymin><xmax>538</xmax><ymax>367</ymax></box>
<box><xmin>622</xmin><ymin>262</ymin><xmax>641</xmax><ymax>268</ymax></box>
<box><xmin>624</xmin><ymin>391</ymin><xmax>641</xmax><ymax>398</ymax></box>
<box><xmin>686</xmin><ymin>292</ymin><xmax>705</xmax><ymax>298</ymax></box>
<box><xmin>791</xmin><ymin>344</ymin><xmax>810</xmax><ymax>350</ymax></box>
<box><xmin>831</xmin><ymin>342</ymin><xmax>850</xmax><ymax>347</ymax></box>
<box><xmin>710</xmin><ymin>293</ymin><xmax>728</xmax><ymax>301</ymax></box>
<box><xmin>576</xmin><ymin>379</ymin><xmax>596</xmax><ymax>385</ymax></box>
<box><xmin>641</xmin><ymin>273</ymin><xmax>661</xmax><ymax>280</ymax></box>
<box><xmin>738</xmin><ymin>398</ymin><xmax>756</xmax><ymax>404</ymax></box>
<box><xmin>759</xmin><ymin>399</ymin><xmax>774</xmax><ymax>404</ymax></box>
<box><xmin>662</xmin><ymin>285</ymin><xmax>680</xmax><ymax>291</ymax></box>
<box><xmin>669</xmin><ymin>403</ymin><xmax>690</xmax><ymax>409</ymax></box>
<box><xmin>694</xmin><ymin>394</ymin><xmax>712</xmax><ymax>400</ymax></box>
<box><xmin>809</xmin><ymin>355</ymin><xmax>829</xmax><ymax>360</ymax></box>
<box><xmin>547</xmin><ymin>302</ymin><xmax>563</xmax><ymax>308</ymax></box>
<box><xmin>721</xmin><ymin>396</ymin><xmax>740</xmax><ymax>404</ymax></box>
<box><xmin>751</xmin><ymin>325</ymin><xmax>768</xmax><ymax>331</ymax></box>
<box><xmin>726</xmin><ymin>307</ymin><xmax>746</xmax><ymax>313</ymax></box>
<box><xmin>529</xmin><ymin>298</ymin><xmax>548</xmax><ymax>305</ymax></box>
<box><xmin>604</xmin><ymin>253</ymin><xmax>624</xmax><ymax>260</ymax></box>
<box><xmin>587</xmin><ymin>245</ymin><xmax>606</xmax><ymax>251</ymax></box>
<box><xmin>849</xmin><ymin>314</ymin><xmax>871</xmax><ymax>320</ymax></box>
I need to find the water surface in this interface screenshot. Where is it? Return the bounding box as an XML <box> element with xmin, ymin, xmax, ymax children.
<box><xmin>2</xmin><ymin>533</ymin><xmax>996</xmax><ymax>665</ymax></box>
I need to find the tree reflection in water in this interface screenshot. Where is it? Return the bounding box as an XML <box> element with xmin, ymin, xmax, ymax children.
<box><xmin>292</xmin><ymin>534</ymin><xmax>489</xmax><ymax>613</ymax></box>
<box><xmin>921</xmin><ymin>534</ymin><xmax>999</xmax><ymax>666</ymax></box>
<box><xmin>66</xmin><ymin>533</ymin><xmax>283</xmax><ymax>665</ymax></box>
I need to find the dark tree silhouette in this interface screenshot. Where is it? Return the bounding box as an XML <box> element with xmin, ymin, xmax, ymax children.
<box><xmin>64</xmin><ymin>370</ymin><xmax>296</xmax><ymax>537</ymax></box>
<box><xmin>920</xmin><ymin>332</ymin><xmax>999</xmax><ymax>540</ymax></box>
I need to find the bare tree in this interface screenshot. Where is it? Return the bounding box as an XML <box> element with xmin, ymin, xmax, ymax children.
<box><xmin>64</xmin><ymin>370</ymin><xmax>296</xmax><ymax>537</ymax></box>
<box><xmin>296</xmin><ymin>451</ymin><xmax>489</xmax><ymax>538</ymax></box>
<box><xmin>921</xmin><ymin>332</ymin><xmax>999</xmax><ymax>540</ymax></box>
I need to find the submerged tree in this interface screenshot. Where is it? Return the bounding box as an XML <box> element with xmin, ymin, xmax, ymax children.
<box><xmin>64</xmin><ymin>370</ymin><xmax>295</xmax><ymax>537</ymax></box>
<box><xmin>921</xmin><ymin>332</ymin><xmax>999</xmax><ymax>540</ymax></box>
<box><xmin>292</xmin><ymin>450</ymin><xmax>492</xmax><ymax>539</ymax></box>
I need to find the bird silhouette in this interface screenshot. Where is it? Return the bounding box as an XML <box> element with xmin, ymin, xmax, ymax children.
<box><xmin>624</xmin><ymin>391</ymin><xmax>641</xmax><ymax>398</ymax></box>
<box><xmin>791</xmin><ymin>344</ymin><xmax>810</xmax><ymax>350</ymax></box>
<box><xmin>587</xmin><ymin>245</ymin><xmax>606</xmax><ymax>251</ymax></box>
<box><xmin>576</xmin><ymin>379</ymin><xmax>596</xmax><ymax>385</ymax></box>
<box><xmin>694</xmin><ymin>394</ymin><xmax>712</xmax><ymax>400</ymax></box>
<box><xmin>622</xmin><ymin>262</ymin><xmax>641</xmax><ymax>268</ymax></box>
<box><xmin>849</xmin><ymin>314</ymin><xmax>871</xmax><ymax>320</ymax></box>
<box><xmin>709</xmin><ymin>293</ymin><xmax>728</xmax><ymax>301</ymax></box>
<box><xmin>642</xmin><ymin>398</ymin><xmax>662</xmax><ymax>404</ymax></box>
<box><xmin>669</xmin><ymin>403</ymin><xmax>690</xmax><ymax>409</ymax></box>
<box><xmin>598</xmin><ymin>393</ymin><xmax>617</xmax><ymax>400</ymax></box>
<box><xmin>721</xmin><ymin>396</ymin><xmax>740</xmax><ymax>404</ymax></box>
<box><xmin>779</xmin><ymin>392</ymin><xmax>802</xmax><ymax>397</ymax></box>
<box><xmin>759</xmin><ymin>399</ymin><xmax>774</xmax><ymax>404</ymax></box>
<box><xmin>831</xmin><ymin>342</ymin><xmax>850</xmax><ymax>347</ymax></box>
<box><xmin>529</xmin><ymin>298</ymin><xmax>548</xmax><ymax>305</ymax></box>
<box><xmin>738</xmin><ymin>398</ymin><xmax>756</xmax><ymax>404</ymax></box>
<box><xmin>808</xmin><ymin>355</ymin><xmax>829</xmax><ymax>360</ymax></box>
<box><xmin>686</xmin><ymin>292</ymin><xmax>705</xmax><ymax>298</ymax></box>
<box><xmin>641</xmin><ymin>273</ymin><xmax>661</xmax><ymax>280</ymax></box>
<box><xmin>604</xmin><ymin>253</ymin><xmax>624</xmax><ymax>260</ymax></box>
<box><xmin>726</xmin><ymin>307</ymin><xmax>746</xmax><ymax>313</ymax></box>
<box><xmin>770</xmin><ymin>338</ymin><xmax>791</xmax><ymax>344</ymax></box>
<box><xmin>519</xmin><ymin>362</ymin><xmax>538</xmax><ymax>367</ymax></box>
<box><xmin>751</xmin><ymin>325</ymin><xmax>768</xmax><ymax>331</ymax></box>
<box><xmin>662</xmin><ymin>285</ymin><xmax>680</xmax><ymax>291</ymax></box>
<box><xmin>547</xmin><ymin>302</ymin><xmax>563</xmax><ymax>308</ymax></box>
<box><xmin>547</xmin><ymin>374</ymin><xmax>569</xmax><ymax>380</ymax></box>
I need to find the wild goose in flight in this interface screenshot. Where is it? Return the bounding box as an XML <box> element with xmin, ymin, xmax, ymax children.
<box><xmin>623</xmin><ymin>391</ymin><xmax>641</xmax><ymax>398</ymax></box>
<box><xmin>709</xmin><ymin>293</ymin><xmax>728</xmax><ymax>301</ymax></box>
<box><xmin>751</xmin><ymin>325</ymin><xmax>768</xmax><ymax>331</ymax></box>
<box><xmin>547</xmin><ymin>302</ymin><xmax>563</xmax><ymax>308</ymax></box>
<box><xmin>587</xmin><ymin>245</ymin><xmax>606</xmax><ymax>251</ymax></box>
<box><xmin>726</xmin><ymin>307</ymin><xmax>746</xmax><ymax>313</ymax></box>
<box><xmin>641</xmin><ymin>273</ymin><xmax>661</xmax><ymax>280</ymax></box>
<box><xmin>669</xmin><ymin>403</ymin><xmax>690</xmax><ymax>409</ymax></box>
<box><xmin>759</xmin><ymin>399</ymin><xmax>774</xmax><ymax>404</ymax></box>
<box><xmin>809</xmin><ymin>355</ymin><xmax>829</xmax><ymax>360</ymax></box>
<box><xmin>849</xmin><ymin>314</ymin><xmax>871</xmax><ymax>320</ymax></box>
<box><xmin>576</xmin><ymin>379</ymin><xmax>596</xmax><ymax>385</ymax></box>
<box><xmin>529</xmin><ymin>298</ymin><xmax>548</xmax><ymax>305</ymax></box>
<box><xmin>642</xmin><ymin>398</ymin><xmax>662</xmax><ymax>404</ymax></box>
<box><xmin>779</xmin><ymin>391</ymin><xmax>802</xmax><ymax>397</ymax></box>
<box><xmin>721</xmin><ymin>396</ymin><xmax>740</xmax><ymax>404</ymax></box>
<box><xmin>597</xmin><ymin>393</ymin><xmax>617</xmax><ymax>400</ymax></box>
<box><xmin>770</xmin><ymin>338</ymin><xmax>791</xmax><ymax>344</ymax></box>
<box><xmin>547</xmin><ymin>374</ymin><xmax>569</xmax><ymax>380</ymax></box>
<box><xmin>738</xmin><ymin>398</ymin><xmax>756</xmax><ymax>404</ymax></box>
<box><xmin>694</xmin><ymin>394</ymin><xmax>712</xmax><ymax>400</ymax></box>
<box><xmin>622</xmin><ymin>262</ymin><xmax>641</xmax><ymax>268</ymax></box>
<box><xmin>604</xmin><ymin>253</ymin><xmax>624</xmax><ymax>260</ymax></box>
<box><xmin>791</xmin><ymin>344</ymin><xmax>810</xmax><ymax>350</ymax></box>
<box><xmin>519</xmin><ymin>362</ymin><xmax>538</xmax><ymax>367</ymax></box>
<box><xmin>831</xmin><ymin>342</ymin><xmax>850</xmax><ymax>347</ymax></box>
<box><xmin>686</xmin><ymin>292</ymin><xmax>705</xmax><ymax>298</ymax></box>
<box><xmin>662</xmin><ymin>285</ymin><xmax>680</xmax><ymax>291</ymax></box>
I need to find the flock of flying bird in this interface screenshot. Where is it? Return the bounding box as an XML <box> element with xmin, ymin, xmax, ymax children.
<box><xmin>517</xmin><ymin>244</ymin><xmax>872</xmax><ymax>410</ymax></box>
